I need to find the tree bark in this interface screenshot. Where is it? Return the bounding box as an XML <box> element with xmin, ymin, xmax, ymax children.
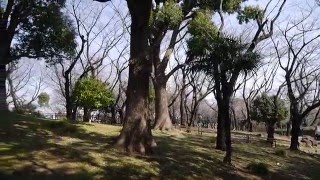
<box><xmin>0</xmin><ymin>64</ymin><xmax>7</xmax><ymax>111</ymax></box>
<box><xmin>286</xmin><ymin>120</ymin><xmax>291</xmax><ymax>136</ymax></box>
<box><xmin>216</xmin><ymin>101</ymin><xmax>226</xmax><ymax>151</ymax></box>
<box><xmin>222</xmin><ymin>96</ymin><xmax>232</xmax><ymax>164</ymax></box>
<box><xmin>154</xmin><ymin>83</ymin><xmax>173</xmax><ymax>130</ymax></box>
<box><xmin>267</xmin><ymin>123</ymin><xmax>275</xmax><ymax>142</ymax></box>
<box><xmin>65</xmin><ymin>76</ymin><xmax>73</xmax><ymax>121</ymax></box>
<box><xmin>83</xmin><ymin>107</ymin><xmax>90</xmax><ymax>122</ymax></box>
<box><xmin>71</xmin><ymin>106</ymin><xmax>77</xmax><ymax>121</ymax></box>
<box><xmin>111</xmin><ymin>105</ymin><xmax>117</xmax><ymax>124</ymax></box>
<box><xmin>290</xmin><ymin>114</ymin><xmax>301</xmax><ymax>150</ymax></box>
<box><xmin>116</xmin><ymin>0</ymin><xmax>156</xmax><ymax>154</ymax></box>
<box><xmin>0</xmin><ymin>31</ymin><xmax>10</xmax><ymax>112</ymax></box>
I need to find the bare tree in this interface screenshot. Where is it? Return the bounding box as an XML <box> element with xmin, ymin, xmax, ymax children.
<box><xmin>50</xmin><ymin>0</ymin><xmax>123</xmax><ymax>121</ymax></box>
<box><xmin>271</xmin><ymin>8</ymin><xmax>320</xmax><ymax>150</ymax></box>
<box><xmin>7</xmin><ymin>62</ymin><xmax>44</xmax><ymax>112</ymax></box>
<box><xmin>184</xmin><ymin>71</ymin><xmax>214</xmax><ymax>128</ymax></box>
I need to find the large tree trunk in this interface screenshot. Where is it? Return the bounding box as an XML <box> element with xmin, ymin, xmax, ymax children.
<box><xmin>0</xmin><ymin>22</ymin><xmax>11</xmax><ymax>112</ymax></box>
<box><xmin>0</xmin><ymin>64</ymin><xmax>7</xmax><ymax>111</ymax></box>
<box><xmin>222</xmin><ymin>96</ymin><xmax>232</xmax><ymax>164</ymax></box>
<box><xmin>65</xmin><ymin>77</ymin><xmax>73</xmax><ymax>121</ymax></box>
<box><xmin>83</xmin><ymin>107</ymin><xmax>90</xmax><ymax>122</ymax></box>
<box><xmin>116</xmin><ymin>0</ymin><xmax>156</xmax><ymax>154</ymax></box>
<box><xmin>267</xmin><ymin>123</ymin><xmax>275</xmax><ymax>142</ymax></box>
<box><xmin>154</xmin><ymin>83</ymin><xmax>173</xmax><ymax>130</ymax></box>
<box><xmin>290</xmin><ymin>114</ymin><xmax>301</xmax><ymax>150</ymax></box>
<box><xmin>216</xmin><ymin>100</ymin><xmax>226</xmax><ymax>151</ymax></box>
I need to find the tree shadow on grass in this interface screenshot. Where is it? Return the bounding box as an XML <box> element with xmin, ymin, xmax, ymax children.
<box><xmin>1</xmin><ymin>115</ymin><xmax>320</xmax><ymax>179</ymax></box>
<box><xmin>0</xmin><ymin>117</ymin><xmax>117</xmax><ymax>179</ymax></box>
<box><xmin>138</xmin><ymin>135</ymin><xmax>249</xmax><ymax>179</ymax></box>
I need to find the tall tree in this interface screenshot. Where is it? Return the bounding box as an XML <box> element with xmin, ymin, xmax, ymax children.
<box><xmin>189</xmin><ymin>16</ymin><xmax>261</xmax><ymax>164</ymax></box>
<box><xmin>150</xmin><ymin>0</ymin><xmax>248</xmax><ymax>130</ymax></box>
<box><xmin>271</xmin><ymin>8</ymin><xmax>320</xmax><ymax>150</ymax></box>
<box><xmin>0</xmin><ymin>0</ymin><xmax>76</xmax><ymax>111</ymax></box>
<box><xmin>113</xmin><ymin>0</ymin><xmax>156</xmax><ymax>154</ymax></box>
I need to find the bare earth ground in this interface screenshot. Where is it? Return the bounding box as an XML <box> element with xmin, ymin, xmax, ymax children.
<box><xmin>1</xmin><ymin>112</ymin><xmax>320</xmax><ymax>180</ymax></box>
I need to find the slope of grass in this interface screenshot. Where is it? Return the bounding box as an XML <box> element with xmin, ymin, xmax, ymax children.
<box><xmin>0</xmin><ymin>112</ymin><xmax>320</xmax><ymax>179</ymax></box>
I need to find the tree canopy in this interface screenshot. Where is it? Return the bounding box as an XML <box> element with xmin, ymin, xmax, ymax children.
<box><xmin>0</xmin><ymin>0</ymin><xmax>76</xmax><ymax>64</ymax></box>
<box><xmin>251</xmin><ymin>93</ymin><xmax>288</xmax><ymax>125</ymax></box>
<box><xmin>73</xmin><ymin>77</ymin><xmax>115</xmax><ymax>110</ymax></box>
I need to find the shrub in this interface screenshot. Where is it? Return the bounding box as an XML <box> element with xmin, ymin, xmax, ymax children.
<box><xmin>247</xmin><ymin>162</ymin><xmax>269</xmax><ymax>175</ymax></box>
<box><xmin>275</xmin><ymin>149</ymin><xmax>287</xmax><ymax>157</ymax></box>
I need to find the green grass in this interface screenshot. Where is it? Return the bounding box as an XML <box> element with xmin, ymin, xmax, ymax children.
<box><xmin>1</xmin><ymin>112</ymin><xmax>320</xmax><ymax>179</ymax></box>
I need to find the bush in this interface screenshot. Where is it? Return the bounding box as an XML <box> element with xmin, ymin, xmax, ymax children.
<box><xmin>275</xmin><ymin>149</ymin><xmax>287</xmax><ymax>157</ymax></box>
<box><xmin>247</xmin><ymin>162</ymin><xmax>269</xmax><ymax>175</ymax></box>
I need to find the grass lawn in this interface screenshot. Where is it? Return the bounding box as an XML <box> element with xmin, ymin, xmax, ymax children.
<box><xmin>1</xmin><ymin>112</ymin><xmax>320</xmax><ymax>179</ymax></box>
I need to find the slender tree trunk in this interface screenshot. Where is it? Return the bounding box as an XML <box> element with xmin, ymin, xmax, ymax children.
<box><xmin>180</xmin><ymin>69</ymin><xmax>187</xmax><ymax>127</ymax></box>
<box><xmin>0</xmin><ymin>64</ymin><xmax>7</xmax><ymax>111</ymax></box>
<box><xmin>119</xmin><ymin>104</ymin><xmax>125</xmax><ymax>125</ymax></box>
<box><xmin>154</xmin><ymin>83</ymin><xmax>173</xmax><ymax>130</ymax></box>
<box><xmin>286</xmin><ymin>120</ymin><xmax>291</xmax><ymax>136</ymax></box>
<box><xmin>116</xmin><ymin>0</ymin><xmax>156</xmax><ymax>154</ymax></box>
<box><xmin>7</xmin><ymin>66</ymin><xmax>20</xmax><ymax>112</ymax></box>
<box><xmin>111</xmin><ymin>105</ymin><xmax>117</xmax><ymax>124</ymax></box>
<box><xmin>72</xmin><ymin>106</ymin><xmax>77</xmax><ymax>121</ymax></box>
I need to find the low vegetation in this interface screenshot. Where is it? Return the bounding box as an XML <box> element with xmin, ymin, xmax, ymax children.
<box><xmin>1</xmin><ymin>112</ymin><xmax>320</xmax><ymax>179</ymax></box>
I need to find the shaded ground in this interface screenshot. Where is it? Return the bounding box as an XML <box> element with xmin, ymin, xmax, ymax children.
<box><xmin>1</xmin><ymin>112</ymin><xmax>320</xmax><ymax>179</ymax></box>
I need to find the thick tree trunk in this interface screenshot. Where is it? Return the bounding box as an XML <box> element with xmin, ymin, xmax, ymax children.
<box><xmin>0</xmin><ymin>64</ymin><xmax>7</xmax><ymax>111</ymax></box>
<box><xmin>0</xmin><ymin>22</ymin><xmax>11</xmax><ymax>112</ymax></box>
<box><xmin>290</xmin><ymin>115</ymin><xmax>301</xmax><ymax>150</ymax></box>
<box><xmin>222</xmin><ymin>97</ymin><xmax>232</xmax><ymax>164</ymax></box>
<box><xmin>83</xmin><ymin>107</ymin><xmax>90</xmax><ymax>122</ymax></box>
<box><xmin>65</xmin><ymin>78</ymin><xmax>73</xmax><ymax>121</ymax></box>
<box><xmin>154</xmin><ymin>83</ymin><xmax>173</xmax><ymax>130</ymax></box>
<box><xmin>66</xmin><ymin>102</ymin><xmax>72</xmax><ymax>120</ymax></box>
<box><xmin>116</xmin><ymin>0</ymin><xmax>156</xmax><ymax>154</ymax></box>
<box><xmin>216</xmin><ymin>104</ymin><xmax>226</xmax><ymax>150</ymax></box>
<box><xmin>267</xmin><ymin>123</ymin><xmax>275</xmax><ymax>142</ymax></box>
